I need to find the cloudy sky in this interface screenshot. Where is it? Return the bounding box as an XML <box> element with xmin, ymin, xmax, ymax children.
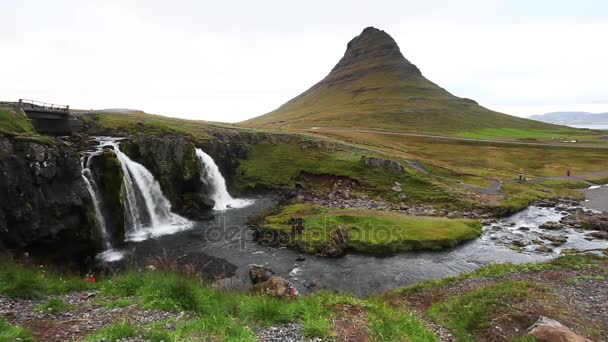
<box><xmin>1</xmin><ymin>0</ymin><xmax>607</xmax><ymax>122</ymax></box>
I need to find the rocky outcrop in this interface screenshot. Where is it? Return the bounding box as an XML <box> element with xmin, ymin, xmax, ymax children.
<box><xmin>252</xmin><ymin>275</ymin><xmax>299</xmax><ymax>299</ymax></box>
<box><xmin>119</xmin><ymin>134</ymin><xmax>214</xmax><ymax>218</ymax></box>
<box><xmin>361</xmin><ymin>156</ymin><xmax>404</xmax><ymax>173</ymax></box>
<box><xmin>527</xmin><ymin>317</ymin><xmax>591</xmax><ymax>342</ymax></box>
<box><xmin>0</xmin><ymin>136</ymin><xmax>97</xmax><ymax>255</ymax></box>
<box><xmin>88</xmin><ymin>148</ymin><xmax>125</xmax><ymax>244</ymax></box>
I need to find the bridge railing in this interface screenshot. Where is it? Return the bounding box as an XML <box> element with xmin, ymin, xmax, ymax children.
<box><xmin>19</xmin><ymin>99</ymin><xmax>69</xmax><ymax>112</ymax></box>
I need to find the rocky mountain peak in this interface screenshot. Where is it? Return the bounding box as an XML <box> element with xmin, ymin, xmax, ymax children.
<box><xmin>328</xmin><ymin>26</ymin><xmax>421</xmax><ymax>81</ymax></box>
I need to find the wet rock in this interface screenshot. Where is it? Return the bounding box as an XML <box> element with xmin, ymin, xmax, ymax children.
<box><xmin>320</xmin><ymin>245</ymin><xmax>345</xmax><ymax>257</ymax></box>
<box><xmin>535</xmin><ymin>246</ymin><xmax>553</xmax><ymax>253</ymax></box>
<box><xmin>518</xmin><ymin>226</ymin><xmax>531</xmax><ymax>231</ymax></box>
<box><xmin>512</xmin><ymin>240</ymin><xmax>529</xmax><ymax>248</ymax></box>
<box><xmin>527</xmin><ymin>317</ymin><xmax>589</xmax><ymax>342</ymax></box>
<box><xmin>249</xmin><ymin>264</ymin><xmax>275</xmax><ymax>284</ymax></box>
<box><xmin>252</xmin><ymin>275</ymin><xmax>299</xmax><ymax>299</ymax></box>
<box><xmin>296</xmin><ymin>255</ymin><xmax>306</xmax><ymax>262</ymax></box>
<box><xmin>539</xmin><ymin>221</ymin><xmax>562</xmax><ymax>230</ymax></box>
<box><xmin>540</xmin><ymin>234</ymin><xmax>568</xmax><ymax>246</ymax></box>
<box><xmin>587</xmin><ymin>231</ymin><xmax>608</xmax><ymax>240</ymax></box>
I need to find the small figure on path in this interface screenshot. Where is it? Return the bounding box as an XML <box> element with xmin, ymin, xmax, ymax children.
<box><xmin>567</xmin><ymin>169</ymin><xmax>571</xmax><ymax>177</ymax></box>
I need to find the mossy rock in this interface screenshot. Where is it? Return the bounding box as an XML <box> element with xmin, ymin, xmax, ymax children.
<box><xmin>89</xmin><ymin>149</ymin><xmax>125</xmax><ymax>244</ymax></box>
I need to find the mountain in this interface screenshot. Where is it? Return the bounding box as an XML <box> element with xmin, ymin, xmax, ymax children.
<box><xmin>528</xmin><ymin>112</ymin><xmax>608</xmax><ymax>125</ymax></box>
<box><xmin>242</xmin><ymin>27</ymin><xmax>560</xmax><ymax>134</ymax></box>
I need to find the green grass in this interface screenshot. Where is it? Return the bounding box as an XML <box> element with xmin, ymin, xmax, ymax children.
<box><xmin>236</xmin><ymin>139</ymin><xmax>452</xmax><ymax>203</ymax></box>
<box><xmin>538</xmin><ymin>179</ymin><xmax>591</xmax><ymax>189</ymax></box>
<box><xmin>81</xmin><ymin>111</ymin><xmax>240</xmax><ymax>141</ymax></box>
<box><xmin>392</xmin><ymin>254</ymin><xmax>602</xmax><ymax>296</ymax></box>
<box><xmin>259</xmin><ymin>204</ymin><xmax>482</xmax><ymax>254</ymax></box>
<box><xmin>428</xmin><ymin>281</ymin><xmax>548</xmax><ymax>341</ymax></box>
<box><xmin>102</xmin><ymin>298</ymin><xmax>134</xmax><ymax>308</ymax></box>
<box><xmin>35</xmin><ymin>297</ymin><xmax>69</xmax><ymax>313</ymax></box>
<box><xmin>0</xmin><ymin>318</ymin><xmax>34</xmax><ymax>342</ymax></box>
<box><xmin>457</xmin><ymin>127</ymin><xmax>600</xmax><ymax>143</ymax></box>
<box><xmin>565</xmin><ymin>275</ymin><xmax>606</xmax><ymax>284</ymax></box>
<box><xmin>0</xmin><ymin>263</ymin><xmax>97</xmax><ymax>299</ymax></box>
<box><xmin>84</xmin><ymin>320</ymin><xmax>137</xmax><ymax>341</ymax></box>
<box><xmin>0</xmin><ymin>108</ymin><xmax>35</xmax><ymax>135</ymax></box>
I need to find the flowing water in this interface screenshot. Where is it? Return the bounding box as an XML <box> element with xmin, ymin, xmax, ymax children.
<box><xmin>80</xmin><ymin>155</ymin><xmax>111</xmax><ymax>250</ymax></box>
<box><xmin>195</xmin><ymin>148</ymin><xmax>253</xmax><ymax>210</ymax></box>
<box><xmin>88</xmin><ymin>137</ymin><xmax>608</xmax><ymax>295</ymax></box>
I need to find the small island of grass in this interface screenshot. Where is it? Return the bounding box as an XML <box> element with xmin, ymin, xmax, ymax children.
<box><xmin>255</xmin><ymin>204</ymin><xmax>482</xmax><ymax>256</ymax></box>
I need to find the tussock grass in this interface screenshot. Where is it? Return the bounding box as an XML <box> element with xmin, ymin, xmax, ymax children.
<box><xmin>0</xmin><ymin>318</ymin><xmax>34</xmax><ymax>342</ymax></box>
<box><xmin>427</xmin><ymin>281</ymin><xmax>548</xmax><ymax>341</ymax></box>
<box><xmin>35</xmin><ymin>297</ymin><xmax>69</xmax><ymax>313</ymax></box>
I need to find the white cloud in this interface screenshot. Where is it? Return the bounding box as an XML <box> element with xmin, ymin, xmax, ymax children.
<box><xmin>1</xmin><ymin>0</ymin><xmax>607</xmax><ymax>121</ymax></box>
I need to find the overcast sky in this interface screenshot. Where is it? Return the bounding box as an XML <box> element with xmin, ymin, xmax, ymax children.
<box><xmin>1</xmin><ymin>0</ymin><xmax>607</xmax><ymax>122</ymax></box>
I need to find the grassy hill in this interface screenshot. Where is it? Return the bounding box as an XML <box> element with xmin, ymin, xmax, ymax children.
<box><xmin>241</xmin><ymin>27</ymin><xmax>574</xmax><ymax>137</ymax></box>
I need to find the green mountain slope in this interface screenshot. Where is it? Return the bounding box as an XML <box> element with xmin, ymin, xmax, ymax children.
<box><xmin>242</xmin><ymin>27</ymin><xmax>564</xmax><ymax>135</ymax></box>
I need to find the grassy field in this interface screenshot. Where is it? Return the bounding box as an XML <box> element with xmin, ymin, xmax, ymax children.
<box><xmin>235</xmin><ymin>140</ymin><xmax>455</xmax><ymax>204</ymax></box>
<box><xmin>257</xmin><ymin>204</ymin><xmax>482</xmax><ymax>255</ymax></box>
<box><xmin>79</xmin><ymin>110</ymin><xmax>244</xmax><ymax>141</ymax></box>
<box><xmin>1</xmin><ymin>255</ymin><xmax>604</xmax><ymax>341</ymax></box>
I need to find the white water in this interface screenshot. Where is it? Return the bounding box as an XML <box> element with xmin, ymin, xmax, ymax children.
<box><xmin>80</xmin><ymin>155</ymin><xmax>111</xmax><ymax>250</ymax></box>
<box><xmin>110</xmin><ymin>142</ymin><xmax>191</xmax><ymax>242</ymax></box>
<box><xmin>195</xmin><ymin>148</ymin><xmax>253</xmax><ymax>210</ymax></box>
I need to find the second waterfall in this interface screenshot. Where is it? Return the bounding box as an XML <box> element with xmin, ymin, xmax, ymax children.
<box><xmin>195</xmin><ymin>148</ymin><xmax>253</xmax><ymax>210</ymax></box>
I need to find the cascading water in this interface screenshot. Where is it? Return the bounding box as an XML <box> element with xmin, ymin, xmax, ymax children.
<box><xmin>81</xmin><ymin>155</ymin><xmax>111</xmax><ymax>250</ymax></box>
<box><xmin>109</xmin><ymin>142</ymin><xmax>191</xmax><ymax>242</ymax></box>
<box><xmin>195</xmin><ymin>148</ymin><xmax>253</xmax><ymax>210</ymax></box>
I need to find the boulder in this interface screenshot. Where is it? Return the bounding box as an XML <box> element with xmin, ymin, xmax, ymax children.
<box><xmin>528</xmin><ymin>317</ymin><xmax>591</xmax><ymax>342</ymax></box>
<box><xmin>539</xmin><ymin>221</ymin><xmax>562</xmax><ymax>230</ymax></box>
<box><xmin>249</xmin><ymin>264</ymin><xmax>275</xmax><ymax>284</ymax></box>
<box><xmin>252</xmin><ymin>275</ymin><xmax>299</xmax><ymax>299</ymax></box>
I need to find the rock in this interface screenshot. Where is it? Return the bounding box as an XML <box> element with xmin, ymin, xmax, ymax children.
<box><xmin>296</xmin><ymin>255</ymin><xmax>306</xmax><ymax>262</ymax></box>
<box><xmin>540</xmin><ymin>234</ymin><xmax>568</xmax><ymax>246</ymax></box>
<box><xmin>540</xmin><ymin>221</ymin><xmax>562</xmax><ymax>230</ymax></box>
<box><xmin>249</xmin><ymin>264</ymin><xmax>275</xmax><ymax>284</ymax></box>
<box><xmin>512</xmin><ymin>240</ymin><xmax>529</xmax><ymax>247</ymax></box>
<box><xmin>391</xmin><ymin>185</ymin><xmax>402</xmax><ymax>192</ymax></box>
<box><xmin>518</xmin><ymin>226</ymin><xmax>531</xmax><ymax>231</ymax></box>
<box><xmin>535</xmin><ymin>246</ymin><xmax>553</xmax><ymax>253</ymax></box>
<box><xmin>252</xmin><ymin>275</ymin><xmax>299</xmax><ymax>299</ymax></box>
<box><xmin>528</xmin><ymin>317</ymin><xmax>590</xmax><ymax>342</ymax></box>
<box><xmin>320</xmin><ymin>245</ymin><xmax>345</xmax><ymax>257</ymax></box>
<box><xmin>587</xmin><ymin>231</ymin><xmax>608</xmax><ymax>240</ymax></box>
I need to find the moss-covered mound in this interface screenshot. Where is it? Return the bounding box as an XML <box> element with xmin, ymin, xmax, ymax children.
<box><xmin>255</xmin><ymin>204</ymin><xmax>482</xmax><ymax>256</ymax></box>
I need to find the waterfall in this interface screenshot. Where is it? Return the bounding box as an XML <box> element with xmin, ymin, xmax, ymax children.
<box><xmin>110</xmin><ymin>142</ymin><xmax>191</xmax><ymax>241</ymax></box>
<box><xmin>81</xmin><ymin>155</ymin><xmax>111</xmax><ymax>250</ymax></box>
<box><xmin>195</xmin><ymin>148</ymin><xmax>253</xmax><ymax>210</ymax></box>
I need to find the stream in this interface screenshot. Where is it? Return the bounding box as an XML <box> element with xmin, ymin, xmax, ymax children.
<box><xmin>98</xmin><ymin>198</ymin><xmax>608</xmax><ymax>296</ymax></box>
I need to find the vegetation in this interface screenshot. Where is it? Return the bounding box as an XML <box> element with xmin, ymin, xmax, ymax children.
<box><xmin>0</xmin><ymin>108</ymin><xmax>58</xmax><ymax>146</ymax></box>
<box><xmin>35</xmin><ymin>297</ymin><xmax>70</xmax><ymax>313</ymax></box>
<box><xmin>236</xmin><ymin>140</ymin><xmax>453</xmax><ymax>204</ymax></box>
<box><xmin>257</xmin><ymin>204</ymin><xmax>481</xmax><ymax>255</ymax></box>
<box><xmin>428</xmin><ymin>281</ymin><xmax>548</xmax><ymax>341</ymax></box>
<box><xmin>0</xmin><ymin>318</ymin><xmax>34</xmax><ymax>342</ymax></box>
<box><xmin>538</xmin><ymin>179</ymin><xmax>591</xmax><ymax>189</ymax></box>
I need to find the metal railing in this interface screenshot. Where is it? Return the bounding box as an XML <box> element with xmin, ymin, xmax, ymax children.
<box><xmin>19</xmin><ymin>99</ymin><xmax>69</xmax><ymax>112</ymax></box>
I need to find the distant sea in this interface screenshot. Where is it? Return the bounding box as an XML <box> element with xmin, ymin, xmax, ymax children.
<box><xmin>568</xmin><ymin>124</ymin><xmax>608</xmax><ymax>130</ymax></box>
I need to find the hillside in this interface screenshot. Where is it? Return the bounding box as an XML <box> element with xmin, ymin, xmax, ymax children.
<box><xmin>529</xmin><ymin>111</ymin><xmax>608</xmax><ymax>125</ymax></box>
<box><xmin>242</xmin><ymin>27</ymin><xmax>564</xmax><ymax>135</ymax></box>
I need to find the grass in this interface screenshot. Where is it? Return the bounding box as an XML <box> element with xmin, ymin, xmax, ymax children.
<box><xmin>0</xmin><ymin>318</ymin><xmax>34</xmax><ymax>342</ymax></box>
<box><xmin>0</xmin><ymin>108</ymin><xmax>35</xmax><ymax>135</ymax></box>
<box><xmin>80</xmin><ymin>111</ymin><xmax>241</xmax><ymax>142</ymax></box>
<box><xmin>565</xmin><ymin>275</ymin><xmax>606</xmax><ymax>284</ymax></box>
<box><xmin>457</xmin><ymin>127</ymin><xmax>601</xmax><ymax>143</ymax></box>
<box><xmin>428</xmin><ymin>281</ymin><xmax>548</xmax><ymax>341</ymax></box>
<box><xmin>35</xmin><ymin>297</ymin><xmax>69</xmax><ymax>313</ymax></box>
<box><xmin>84</xmin><ymin>320</ymin><xmax>137</xmax><ymax>341</ymax></box>
<box><xmin>391</xmin><ymin>254</ymin><xmax>602</xmax><ymax>296</ymax></box>
<box><xmin>538</xmin><ymin>179</ymin><xmax>591</xmax><ymax>189</ymax></box>
<box><xmin>0</xmin><ymin>263</ymin><xmax>98</xmax><ymax>299</ymax></box>
<box><xmin>236</xmin><ymin>139</ymin><xmax>453</xmax><ymax>204</ymax></box>
<box><xmin>258</xmin><ymin>204</ymin><xmax>482</xmax><ymax>254</ymax></box>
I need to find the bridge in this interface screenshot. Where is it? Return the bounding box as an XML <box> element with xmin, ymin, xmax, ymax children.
<box><xmin>1</xmin><ymin>99</ymin><xmax>81</xmax><ymax>135</ymax></box>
